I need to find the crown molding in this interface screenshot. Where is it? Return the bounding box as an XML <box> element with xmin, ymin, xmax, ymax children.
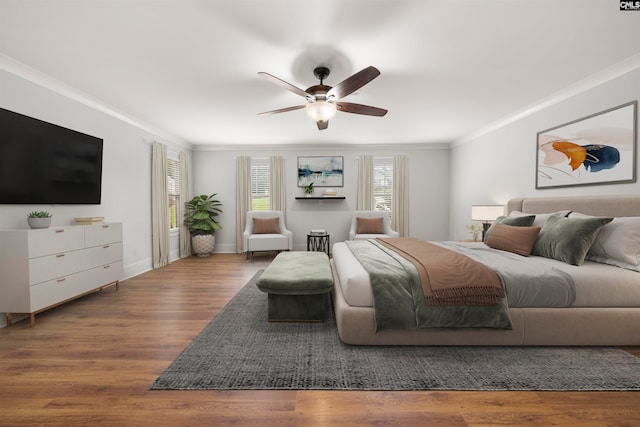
<box><xmin>192</xmin><ymin>141</ymin><xmax>450</xmax><ymax>152</ymax></box>
<box><xmin>453</xmin><ymin>53</ymin><xmax>640</xmax><ymax>148</ymax></box>
<box><xmin>1</xmin><ymin>54</ymin><xmax>191</xmax><ymax>150</ymax></box>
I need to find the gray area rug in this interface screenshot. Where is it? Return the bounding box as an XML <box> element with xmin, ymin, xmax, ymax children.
<box><xmin>151</xmin><ymin>271</ymin><xmax>640</xmax><ymax>391</ymax></box>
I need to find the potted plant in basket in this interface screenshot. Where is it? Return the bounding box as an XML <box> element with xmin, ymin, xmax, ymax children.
<box><xmin>184</xmin><ymin>194</ymin><xmax>223</xmax><ymax>257</ymax></box>
<box><xmin>27</xmin><ymin>211</ymin><xmax>52</xmax><ymax>229</ymax></box>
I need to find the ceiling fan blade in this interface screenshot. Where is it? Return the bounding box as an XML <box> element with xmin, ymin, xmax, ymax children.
<box><xmin>336</xmin><ymin>102</ymin><xmax>388</xmax><ymax>117</ymax></box>
<box><xmin>327</xmin><ymin>66</ymin><xmax>381</xmax><ymax>99</ymax></box>
<box><xmin>258</xmin><ymin>105</ymin><xmax>305</xmax><ymax>116</ymax></box>
<box><xmin>258</xmin><ymin>72</ymin><xmax>310</xmax><ymax>98</ymax></box>
<box><xmin>316</xmin><ymin>120</ymin><xmax>329</xmax><ymax>130</ymax></box>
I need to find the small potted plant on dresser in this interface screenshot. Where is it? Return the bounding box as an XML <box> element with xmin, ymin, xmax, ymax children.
<box><xmin>27</xmin><ymin>211</ymin><xmax>52</xmax><ymax>229</ymax></box>
<box><xmin>184</xmin><ymin>194</ymin><xmax>223</xmax><ymax>257</ymax></box>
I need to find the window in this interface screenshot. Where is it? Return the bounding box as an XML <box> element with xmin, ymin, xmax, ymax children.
<box><xmin>251</xmin><ymin>158</ymin><xmax>270</xmax><ymax>210</ymax></box>
<box><xmin>167</xmin><ymin>157</ymin><xmax>180</xmax><ymax>229</ymax></box>
<box><xmin>373</xmin><ymin>157</ymin><xmax>393</xmax><ymax>214</ymax></box>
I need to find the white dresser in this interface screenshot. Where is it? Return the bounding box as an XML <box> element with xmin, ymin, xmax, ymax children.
<box><xmin>0</xmin><ymin>223</ymin><xmax>123</xmax><ymax>326</ymax></box>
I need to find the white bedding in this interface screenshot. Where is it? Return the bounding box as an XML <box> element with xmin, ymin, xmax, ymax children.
<box><xmin>332</xmin><ymin>241</ymin><xmax>640</xmax><ymax>308</ymax></box>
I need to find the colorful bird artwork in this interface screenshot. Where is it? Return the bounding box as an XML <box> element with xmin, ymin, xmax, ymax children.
<box><xmin>536</xmin><ymin>101</ymin><xmax>635</xmax><ymax>188</ymax></box>
<box><xmin>539</xmin><ymin>139</ymin><xmax>620</xmax><ymax>173</ymax></box>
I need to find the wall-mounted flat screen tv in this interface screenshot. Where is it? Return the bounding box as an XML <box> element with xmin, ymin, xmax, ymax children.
<box><xmin>0</xmin><ymin>108</ymin><xmax>103</xmax><ymax>204</ymax></box>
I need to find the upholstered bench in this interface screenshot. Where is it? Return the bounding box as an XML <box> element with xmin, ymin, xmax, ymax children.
<box><xmin>256</xmin><ymin>251</ymin><xmax>334</xmax><ymax>322</ymax></box>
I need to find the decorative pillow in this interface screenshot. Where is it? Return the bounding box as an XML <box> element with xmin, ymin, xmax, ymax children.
<box><xmin>509</xmin><ymin>210</ymin><xmax>570</xmax><ymax>227</ymax></box>
<box><xmin>569</xmin><ymin>213</ymin><xmax>640</xmax><ymax>272</ymax></box>
<box><xmin>253</xmin><ymin>217</ymin><xmax>280</xmax><ymax>234</ymax></box>
<box><xmin>485</xmin><ymin>223</ymin><xmax>541</xmax><ymax>256</ymax></box>
<box><xmin>531</xmin><ymin>215</ymin><xmax>613</xmax><ymax>266</ymax></box>
<box><xmin>357</xmin><ymin>217</ymin><xmax>385</xmax><ymax>234</ymax></box>
<box><xmin>483</xmin><ymin>215</ymin><xmax>535</xmax><ymax>242</ymax></box>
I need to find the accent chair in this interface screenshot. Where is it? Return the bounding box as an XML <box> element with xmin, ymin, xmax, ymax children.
<box><xmin>349</xmin><ymin>210</ymin><xmax>400</xmax><ymax>240</ymax></box>
<box><xmin>243</xmin><ymin>210</ymin><xmax>293</xmax><ymax>261</ymax></box>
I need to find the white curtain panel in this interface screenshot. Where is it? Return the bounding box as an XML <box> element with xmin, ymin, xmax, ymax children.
<box><xmin>151</xmin><ymin>141</ymin><xmax>169</xmax><ymax>268</ymax></box>
<box><xmin>178</xmin><ymin>151</ymin><xmax>192</xmax><ymax>258</ymax></box>
<box><xmin>357</xmin><ymin>155</ymin><xmax>374</xmax><ymax>210</ymax></box>
<box><xmin>270</xmin><ymin>156</ymin><xmax>286</xmax><ymax>213</ymax></box>
<box><xmin>392</xmin><ymin>154</ymin><xmax>409</xmax><ymax>237</ymax></box>
<box><xmin>236</xmin><ymin>156</ymin><xmax>251</xmax><ymax>254</ymax></box>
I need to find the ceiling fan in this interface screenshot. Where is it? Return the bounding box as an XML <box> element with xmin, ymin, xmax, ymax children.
<box><xmin>258</xmin><ymin>66</ymin><xmax>388</xmax><ymax>130</ymax></box>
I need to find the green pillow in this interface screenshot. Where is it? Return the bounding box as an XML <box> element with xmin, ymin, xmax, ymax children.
<box><xmin>531</xmin><ymin>215</ymin><xmax>613</xmax><ymax>266</ymax></box>
<box><xmin>484</xmin><ymin>215</ymin><xmax>535</xmax><ymax>242</ymax></box>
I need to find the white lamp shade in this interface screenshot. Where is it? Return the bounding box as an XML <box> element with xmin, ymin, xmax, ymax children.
<box><xmin>471</xmin><ymin>205</ymin><xmax>504</xmax><ymax>222</ymax></box>
<box><xmin>306</xmin><ymin>101</ymin><xmax>337</xmax><ymax>122</ymax></box>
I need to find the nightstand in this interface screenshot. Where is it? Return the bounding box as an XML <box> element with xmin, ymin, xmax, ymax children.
<box><xmin>307</xmin><ymin>233</ymin><xmax>330</xmax><ymax>255</ymax></box>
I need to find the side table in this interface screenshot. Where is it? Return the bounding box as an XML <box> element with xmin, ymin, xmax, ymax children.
<box><xmin>307</xmin><ymin>233</ymin><xmax>330</xmax><ymax>255</ymax></box>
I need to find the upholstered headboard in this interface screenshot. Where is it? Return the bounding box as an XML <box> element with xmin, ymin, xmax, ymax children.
<box><xmin>506</xmin><ymin>194</ymin><xmax>640</xmax><ymax>217</ymax></box>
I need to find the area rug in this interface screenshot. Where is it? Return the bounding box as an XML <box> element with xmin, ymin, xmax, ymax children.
<box><xmin>151</xmin><ymin>272</ymin><xmax>640</xmax><ymax>391</ymax></box>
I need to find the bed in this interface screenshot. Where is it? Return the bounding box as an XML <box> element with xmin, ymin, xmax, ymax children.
<box><xmin>330</xmin><ymin>195</ymin><xmax>640</xmax><ymax>345</ymax></box>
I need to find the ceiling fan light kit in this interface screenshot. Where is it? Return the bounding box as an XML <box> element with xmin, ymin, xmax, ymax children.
<box><xmin>258</xmin><ymin>65</ymin><xmax>387</xmax><ymax>130</ymax></box>
<box><xmin>306</xmin><ymin>101</ymin><xmax>337</xmax><ymax>122</ymax></box>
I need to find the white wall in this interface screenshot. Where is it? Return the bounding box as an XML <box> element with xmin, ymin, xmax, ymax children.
<box><xmin>449</xmin><ymin>68</ymin><xmax>640</xmax><ymax>240</ymax></box>
<box><xmin>0</xmin><ymin>70</ymin><xmax>189</xmax><ymax>280</ymax></box>
<box><xmin>192</xmin><ymin>146</ymin><xmax>450</xmax><ymax>253</ymax></box>
<box><xmin>4</xmin><ymin>60</ymin><xmax>635</xmax><ymax>327</ymax></box>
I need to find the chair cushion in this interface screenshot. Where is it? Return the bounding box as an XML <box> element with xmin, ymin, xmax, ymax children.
<box><xmin>253</xmin><ymin>217</ymin><xmax>280</xmax><ymax>234</ymax></box>
<box><xmin>357</xmin><ymin>217</ymin><xmax>384</xmax><ymax>234</ymax></box>
<box><xmin>247</xmin><ymin>234</ymin><xmax>289</xmax><ymax>251</ymax></box>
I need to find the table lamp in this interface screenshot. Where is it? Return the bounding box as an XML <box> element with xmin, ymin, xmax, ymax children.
<box><xmin>471</xmin><ymin>205</ymin><xmax>504</xmax><ymax>241</ymax></box>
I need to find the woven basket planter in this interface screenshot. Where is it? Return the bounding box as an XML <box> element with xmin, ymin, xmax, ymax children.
<box><xmin>191</xmin><ymin>234</ymin><xmax>215</xmax><ymax>257</ymax></box>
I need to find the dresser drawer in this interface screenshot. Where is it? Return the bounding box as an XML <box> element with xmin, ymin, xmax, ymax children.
<box><xmin>27</xmin><ymin>227</ymin><xmax>85</xmax><ymax>258</ymax></box>
<box><xmin>83</xmin><ymin>242</ymin><xmax>123</xmax><ymax>268</ymax></box>
<box><xmin>85</xmin><ymin>223</ymin><xmax>122</xmax><ymax>247</ymax></box>
<box><xmin>92</xmin><ymin>260</ymin><xmax>123</xmax><ymax>285</ymax></box>
<box><xmin>29</xmin><ymin>262</ymin><xmax>122</xmax><ymax>312</ymax></box>
<box><xmin>28</xmin><ymin>243</ymin><xmax>123</xmax><ymax>285</ymax></box>
<box><xmin>28</xmin><ymin>249</ymin><xmax>87</xmax><ymax>285</ymax></box>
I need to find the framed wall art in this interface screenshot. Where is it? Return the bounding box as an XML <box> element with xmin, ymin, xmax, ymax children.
<box><xmin>297</xmin><ymin>156</ymin><xmax>344</xmax><ymax>187</ymax></box>
<box><xmin>536</xmin><ymin>100</ymin><xmax>637</xmax><ymax>189</ymax></box>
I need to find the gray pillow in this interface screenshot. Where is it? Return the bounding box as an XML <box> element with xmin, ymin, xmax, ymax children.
<box><xmin>531</xmin><ymin>215</ymin><xmax>613</xmax><ymax>266</ymax></box>
<box><xmin>484</xmin><ymin>215</ymin><xmax>535</xmax><ymax>242</ymax></box>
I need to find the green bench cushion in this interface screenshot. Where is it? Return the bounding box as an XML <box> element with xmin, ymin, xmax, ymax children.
<box><xmin>257</xmin><ymin>251</ymin><xmax>334</xmax><ymax>295</ymax></box>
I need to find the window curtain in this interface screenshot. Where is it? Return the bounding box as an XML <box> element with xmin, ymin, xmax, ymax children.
<box><xmin>236</xmin><ymin>156</ymin><xmax>251</xmax><ymax>254</ymax></box>
<box><xmin>392</xmin><ymin>154</ymin><xmax>409</xmax><ymax>237</ymax></box>
<box><xmin>178</xmin><ymin>151</ymin><xmax>192</xmax><ymax>258</ymax></box>
<box><xmin>270</xmin><ymin>156</ymin><xmax>286</xmax><ymax>212</ymax></box>
<box><xmin>357</xmin><ymin>155</ymin><xmax>374</xmax><ymax>210</ymax></box>
<box><xmin>151</xmin><ymin>141</ymin><xmax>169</xmax><ymax>268</ymax></box>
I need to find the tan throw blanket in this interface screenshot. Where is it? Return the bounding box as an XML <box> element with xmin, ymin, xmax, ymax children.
<box><xmin>376</xmin><ymin>237</ymin><xmax>504</xmax><ymax>306</ymax></box>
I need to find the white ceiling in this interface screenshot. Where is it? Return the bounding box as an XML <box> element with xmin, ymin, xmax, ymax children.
<box><xmin>1</xmin><ymin>0</ymin><xmax>639</xmax><ymax>148</ymax></box>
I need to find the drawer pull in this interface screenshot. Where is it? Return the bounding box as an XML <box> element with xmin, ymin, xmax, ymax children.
<box><xmin>55</xmin><ymin>229</ymin><xmax>65</xmax><ymax>233</ymax></box>
<box><xmin>102</xmin><ymin>224</ymin><xmax>109</xmax><ymax>228</ymax></box>
<box><xmin>57</xmin><ymin>278</ymin><xmax>66</xmax><ymax>283</ymax></box>
<box><xmin>103</xmin><ymin>265</ymin><xmax>110</xmax><ymax>269</ymax></box>
<box><xmin>103</xmin><ymin>245</ymin><xmax>110</xmax><ymax>249</ymax></box>
<box><xmin>56</xmin><ymin>253</ymin><xmax>65</xmax><ymax>258</ymax></box>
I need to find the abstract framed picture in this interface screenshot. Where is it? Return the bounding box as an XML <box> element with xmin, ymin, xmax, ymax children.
<box><xmin>297</xmin><ymin>156</ymin><xmax>344</xmax><ymax>187</ymax></box>
<box><xmin>536</xmin><ymin>100</ymin><xmax>637</xmax><ymax>189</ymax></box>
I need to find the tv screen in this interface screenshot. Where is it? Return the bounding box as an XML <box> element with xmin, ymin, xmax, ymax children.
<box><xmin>0</xmin><ymin>108</ymin><xmax>103</xmax><ymax>204</ymax></box>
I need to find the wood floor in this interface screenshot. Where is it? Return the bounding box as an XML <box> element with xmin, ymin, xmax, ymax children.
<box><xmin>0</xmin><ymin>253</ymin><xmax>638</xmax><ymax>427</ymax></box>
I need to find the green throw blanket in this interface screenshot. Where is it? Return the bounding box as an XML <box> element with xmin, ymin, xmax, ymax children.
<box><xmin>345</xmin><ymin>240</ymin><xmax>512</xmax><ymax>331</ymax></box>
